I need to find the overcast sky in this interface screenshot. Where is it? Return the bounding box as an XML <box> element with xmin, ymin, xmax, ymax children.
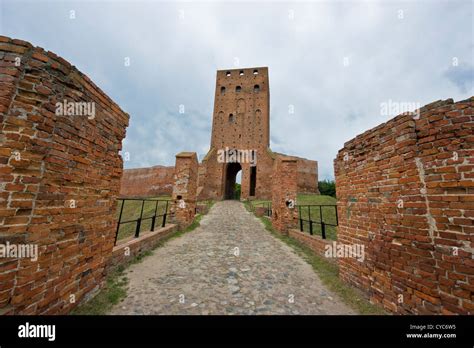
<box><xmin>1</xmin><ymin>0</ymin><xmax>473</xmax><ymax>180</ymax></box>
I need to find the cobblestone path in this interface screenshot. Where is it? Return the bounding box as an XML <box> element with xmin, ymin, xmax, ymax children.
<box><xmin>109</xmin><ymin>201</ymin><xmax>355</xmax><ymax>315</ymax></box>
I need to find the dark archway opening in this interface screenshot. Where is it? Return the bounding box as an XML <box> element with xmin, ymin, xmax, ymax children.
<box><xmin>224</xmin><ymin>162</ymin><xmax>242</xmax><ymax>200</ymax></box>
<box><xmin>249</xmin><ymin>166</ymin><xmax>256</xmax><ymax>196</ymax></box>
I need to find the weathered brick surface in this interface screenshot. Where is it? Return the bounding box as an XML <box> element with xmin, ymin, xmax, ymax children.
<box><xmin>170</xmin><ymin>152</ymin><xmax>198</xmax><ymax>229</ymax></box>
<box><xmin>271</xmin><ymin>157</ymin><xmax>298</xmax><ymax>234</ymax></box>
<box><xmin>106</xmin><ymin>224</ymin><xmax>177</xmax><ymax>274</ymax></box>
<box><xmin>288</xmin><ymin>229</ymin><xmax>334</xmax><ymax>262</ymax></box>
<box><xmin>297</xmin><ymin>158</ymin><xmax>320</xmax><ymax>194</ymax></box>
<box><xmin>0</xmin><ymin>36</ymin><xmax>129</xmax><ymax>314</ymax></box>
<box><xmin>119</xmin><ymin>165</ymin><xmax>174</xmax><ymax>197</ymax></box>
<box><xmin>334</xmin><ymin>97</ymin><xmax>473</xmax><ymax>314</ymax></box>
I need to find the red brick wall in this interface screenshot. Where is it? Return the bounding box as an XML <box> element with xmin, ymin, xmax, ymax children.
<box><xmin>107</xmin><ymin>224</ymin><xmax>177</xmax><ymax>274</ymax></box>
<box><xmin>297</xmin><ymin>157</ymin><xmax>319</xmax><ymax>194</ymax></box>
<box><xmin>271</xmin><ymin>157</ymin><xmax>298</xmax><ymax>234</ymax></box>
<box><xmin>334</xmin><ymin>97</ymin><xmax>473</xmax><ymax>314</ymax></box>
<box><xmin>288</xmin><ymin>229</ymin><xmax>334</xmax><ymax>261</ymax></box>
<box><xmin>170</xmin><ymin>152</ymin><xmax>198</xmax><ymax>229</ymax></box>
<box><xmin>0</xmin><ymin>36</ymin><xmax>129</xmax><ymax>314</ymax></box>
<box><xmin>120</xmin><ymin>165</ymin><xmax>174</xmax><ymax>197</ymax></box>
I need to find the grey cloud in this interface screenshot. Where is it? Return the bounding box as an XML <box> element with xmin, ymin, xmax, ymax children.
<box><xmin>1</xmin><ymin>0</ymin><xmax>472</xmax><ymax>180</ymax></box>
<box><xmin>444</xmin><ymin>63</ymin><xmax>474</xmax><ymax>94</ymax></box>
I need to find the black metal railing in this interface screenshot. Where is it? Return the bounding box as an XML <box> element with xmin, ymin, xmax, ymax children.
<box><xmin>297</xmin><ymin>204</ymin><xmax>338</xmax><ymax>239</ymax></box>
<box><xmin>249</xmin><ymin>201</ymin><xmax>272</xmax><ymax>217</ymax></box>
<box><xmin>115</xmin><ymin>198</ymin><xmax>170</xmax><ymax>245</ymax></box>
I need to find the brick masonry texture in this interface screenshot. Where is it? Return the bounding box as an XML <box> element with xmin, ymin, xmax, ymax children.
<box><xmin>288</xmin><ymin>229</ymin><xmax>335</xmax><ymax>262</ymax></box>
<box><xmin>119</xmin><ymin>165</ymin><xmax>174</xmax><ymax>197</ymax></box>
<box><xmin>106</xmin><ymin>224</ymin><xmax>177</xmax><ymax>274</ymax></box>
<box><xmin>0</xmin><ymin>36</ymin><xmax>129</xmax><ymax>314</ymax></box>
<box><xmin>334</xmin><ymin>97</ymin><xmax>474</xmax><ymax>314</ymax></box>
<box><xmin>271</xmin><ymin>157</ymin><xmax>298</xmax><ymax>234</ymax></box>
<box><xmin>170</xmin><ymin>152</ymin><xmax>198</xmax><ymax>229</ymax></box>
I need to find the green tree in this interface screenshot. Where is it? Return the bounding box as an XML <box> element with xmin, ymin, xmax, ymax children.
<box><xmin>318</xmin><ymin>179</ymin><xmax>336</xmax><ymax>197</ymax></box>
<box><xmin>234</xmin><ymin>183</ymin><xmax>241</xmax><ymax>200</ymax></box>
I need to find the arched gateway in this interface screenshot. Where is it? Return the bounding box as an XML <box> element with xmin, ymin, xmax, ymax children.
<box><xmin>196</xmin><ymin>67</ymin><xmax>319</xmax><ymax>201</ymax></box>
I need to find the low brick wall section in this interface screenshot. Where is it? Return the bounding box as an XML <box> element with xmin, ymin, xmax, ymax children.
<box><xmin>107</xmin><ymin>224</ymin><xmax>177</xmax><ymax>273</ymax></box>
<box><xmin>334</xmin><ymin>97</ymin><xmax>473</xmax><ymax>314</ymax></box>
<box><xmin>255</xmin><ymin>207</ymin><xmax>267</xmax><ymax>217</ymax></box>
<box><xmin>0</xmin><ymin>36</ymin><xmax>129</xmax><ymax>314</ymax></box>
<box><xmin>120</xmin><ymin>165</ymin><xmax>174</xmax><ymax>197</ymax></box>
<box><xmin>195</xmin><ymin>203</ymin><xmax>209</xmax><ymax>215</ymax></box>
<box><xmin>288</xmin><ymin>229</ymin><xmax>335</xmax><ymax>262</ymax></box>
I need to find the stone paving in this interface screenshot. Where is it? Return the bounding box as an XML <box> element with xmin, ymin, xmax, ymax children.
<box><xmin>109</xmin><ymin>201</ymin><xmax>355</xmax><ymax>315</ymax></box>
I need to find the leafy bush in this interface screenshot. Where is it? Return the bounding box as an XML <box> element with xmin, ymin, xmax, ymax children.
<box><xmin>234</xmin><ymin>183</ymin><xmax>241</xmax><ymax>200</ymax></box>
<box><xmin>318</xmin><ymin>180</ymin><xmax>336</xmax><ymax>197</ymax></box>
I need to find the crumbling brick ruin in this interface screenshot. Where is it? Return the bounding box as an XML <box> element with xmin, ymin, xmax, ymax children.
<box><xmin>335</xmin><ymin>98</ymin><xmax>473</xmax><ymax>314</ymax></box>
<box><xmin>119</xmin><ymin>165</ymin><xmax>174</xmax><ymax>197</ymax></box>
<box><xmin>169</xmin><ymin>152</ymin><xmax>198</xmax><ymax>229</ymax></box>
<box><xmin>120</xmin><ymin>67</ymin><xmax>319</xmax><ymax>201</ymax></box>
<box><xmin>0</xmin><ymin>36</ymin><xmax>129</xmax><ymax>314</ymax></box>
<box><xmin>271</xmin><ymin>157</ymin><xmax>298</xmax><ymax>234</ymax></box>
<box><xmin>1</xmin><ymin>35</ymin><xmax>471</xmax><ymax>316</ymax></box>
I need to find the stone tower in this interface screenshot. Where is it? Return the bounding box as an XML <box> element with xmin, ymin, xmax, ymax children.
<box><xmin>210</xmin><ymin>67</ymin><xmax>270</xmax><ymax>151</ymax></box>
<box><xmin>121</xmin><ymin>67</ymin><xmax>319</xmax><ymax>200</ymax></box>
<box><xmin>196</xmin><ymin>67</ymin><xmax>319</xmax><ymax>201</ymax></box>
<box><xmin>197</xmin><ymin>67</ymin><xmax>275</xmax><ymax>200</ymax></box>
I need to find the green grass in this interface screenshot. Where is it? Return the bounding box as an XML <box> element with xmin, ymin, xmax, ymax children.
<box><xmin>251</xmin><ymin>194</ymin><xmax>338</xmax><ymax>240</ymax></box>
<box><xmin>115</xmin><ymin>197</ymin><xmax>214</xmax><ymax>242</ymax></box>
<box><xmin>70</xmin><ymin>268</ymin><xmax>129</xmax><ymax>315</ymax></box>
<box><xmin>115</xmin><ymin>196</ymin><xmax>170</xmax><ymax>241</ymax></box>
<box><xmin>296</xmin><ymin>194</ymin><xmax>338</xmax><ymax>241</ymax></box>
<box><xmin>244</xmin><ymin>201</ymin><xmax>386</xmax><ymax>315</ymax></box>
<box><xmin>297</xmin><ymin>193</ymin><xmax>337</xmax><ymax>205</ymax></box>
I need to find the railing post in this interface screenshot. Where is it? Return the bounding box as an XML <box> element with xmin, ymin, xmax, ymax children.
<box><xmin>135</xmin><ymin>200</ymin><xmax>145</xmax><ymax>238</ymax></box>
<box><xmin>309</xmin><ymin>220</ymin><xmax>313</xmax><ymax>235</ymax></box>
<box><xmin>321</xmin><ymin>222</ymin><xmax>326</xmax><ymax>239</ymax></box>
<box><xmin>151</xmin><ymin>200</ymin><xmax>159</xmax><ymax>231</ymax></box>
<box><xmin>299</xmin><ymin>207</ymin><xmax>303</xmax><ymax>231</ymax></box>
<box><xmin>162</xmin><ymin>200</ymin><xmax>168</xmax><ymax>227</ymax></box>
<box><xmin>115</xmin><ymin>199</ymin><xmax>125</xmax><ymax>245</ymax></box>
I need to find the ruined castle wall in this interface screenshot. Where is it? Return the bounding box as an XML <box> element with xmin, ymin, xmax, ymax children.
<box><xmin>120</xmin><ymin>165</ymin><xmax>174</xmax><ymax>197</ymax></box>
<box><xmin>0</xmin><ymin>36</ymin><xmax>129</xmax><ymax>314</ymax></box>
<box><xmin>334</xmin><ymin>97</ymin><xmax>473</xmax><ymax>314</ymax></box>
<box><xmin>297</xmin><ymin>158</ymin><xmax>319</xmax><ymax>194</ymax></box>
<box><xmin>274</xmin><ymin>154</ymin><xmax>319</xmax><ymax>195</ymax></box>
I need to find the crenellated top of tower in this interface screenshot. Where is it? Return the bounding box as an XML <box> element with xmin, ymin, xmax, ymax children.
<box><xmin>215</xmin><ymin>67</ymin><xmax>269</xmax><ymax>94</ymax></box>
<box><xmin>211</xmin><ymin>67</ymin><xmax>270</xmax><ymax>149</ymax></box>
